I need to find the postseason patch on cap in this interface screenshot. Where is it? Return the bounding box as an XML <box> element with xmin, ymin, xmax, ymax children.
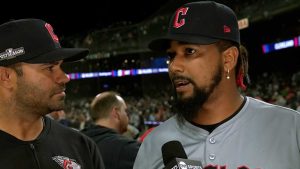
<box><xmin>0</xmin><ymin>47</ymin><xmax>25</xmax><ymax>61</ymax></box>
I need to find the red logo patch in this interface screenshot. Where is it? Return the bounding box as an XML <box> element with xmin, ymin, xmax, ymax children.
<box><xmin>52</xmin><ymin>156</ymin><xmax>81</xmax><ymax>169</ymax></box>
<box><xmin>45</xmin><ymin>23</ymin><xmax>59</xmax><ymax>43</ymax></box>
<box><xmin>223</xmin><ymin>25</ymin><xmax>231</xmax><ymax>33</ymax></box>
<box><xmin>173</xmin><ymin>7</ymin><xmax>189</xmax><ymax>28</ymax></box>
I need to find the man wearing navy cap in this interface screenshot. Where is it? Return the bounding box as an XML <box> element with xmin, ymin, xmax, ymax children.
<box><xmin>133</xmin><ymin>1</ymin><xmax>300</xmax><ymax>169</ymax></box>
<box><xmin>0</xmin><ymin>19</ymin><xmax>105</xmax><ymax>169</ymax></box>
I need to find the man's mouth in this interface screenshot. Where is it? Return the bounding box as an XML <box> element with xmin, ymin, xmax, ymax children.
<box><xmin>173</xmin><ymin>79</ymin><xmax>190</xmax><ymax>88</ymax></box>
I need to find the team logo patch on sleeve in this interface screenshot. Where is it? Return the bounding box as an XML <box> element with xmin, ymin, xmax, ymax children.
<box><xmin>52</xmin><ymin>156</ymin><xmax>81</xmax><ymax>169</ymax></box>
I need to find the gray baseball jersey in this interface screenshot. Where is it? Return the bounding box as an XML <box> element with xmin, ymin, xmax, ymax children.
<box><xmin>133</xmin><ymin>97</ymin><xmax>300</xmax><ymax>169</ymax></box>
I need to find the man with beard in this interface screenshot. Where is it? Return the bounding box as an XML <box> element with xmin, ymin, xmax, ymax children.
<box><xmin>0</xmin><ymin>19</ymin><xmax>105</xmax><ymax>169</ymax></box>
<box><xmin>133</xmin><ymin>1</ymin><xmax>300</xmax><ymax>169</ymax></box>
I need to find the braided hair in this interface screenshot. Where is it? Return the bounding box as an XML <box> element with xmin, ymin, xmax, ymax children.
<box><xmin>216</xmin><ymin>40</ymin><xmax>251</xmax><ymax>90</ymax></box>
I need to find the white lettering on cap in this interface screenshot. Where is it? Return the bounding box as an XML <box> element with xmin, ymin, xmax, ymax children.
<box><xmin>0</xmin><ymin>47</ymin><xmax>25</xmax><ymax>61</ymax></box>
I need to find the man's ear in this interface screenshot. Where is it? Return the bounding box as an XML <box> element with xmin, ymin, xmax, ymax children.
<box><xmin>0</xmin><ymin>67</ymin><xmax>14</xmax><ymax>88</ymax></box>
<box><xmin>111</xmin><ymin>107</ymin><xmax>120</xmax><ymax>120</ymax></box>
<box><xmin>223</xmin><ymin>46</ymin><xmax>239</xmax><ymax>71</ymax></box>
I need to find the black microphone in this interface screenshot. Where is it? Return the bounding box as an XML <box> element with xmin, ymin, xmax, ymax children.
<box><xmin>162</xmin><ymin>140</ymin><xmax>203</xmax><ymax>169</ymax></box>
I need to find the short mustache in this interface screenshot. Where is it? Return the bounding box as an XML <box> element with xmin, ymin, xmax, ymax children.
<box><xmin>171</xmin><ymin>74</ymin><xmax>194</xmax><ymax>85</ymax></box>
<box><xmin>53</xmin><ymin>85</ymin><xmax>66</xmax><ymax>94</ymax></box>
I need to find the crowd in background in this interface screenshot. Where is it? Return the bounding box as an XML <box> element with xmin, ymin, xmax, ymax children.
<box><xmin>57</xmin><ymin>0</ymin><xmax>300</xmax><ymax>140</ymax></box>
<box><xmin>54</xmin><ymin>70</ymin><xmax>300</xmax><ymax>140</ymax></box>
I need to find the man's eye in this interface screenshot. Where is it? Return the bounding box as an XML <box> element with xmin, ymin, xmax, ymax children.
<box><xmin>185</xmin><ymin>48</ymin><xmax>196</xmax><ymax>54</ymax></box>
<box><xmin>46</xmin><ymin>66</ymin><xmax>54</xmax><ymax>71</ymax></box>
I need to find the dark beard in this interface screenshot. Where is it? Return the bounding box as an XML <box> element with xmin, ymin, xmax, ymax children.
<box><xmin>172</xmin><ymin>64</ymin><xmax>223</xmax><ymax>123</ymax></box>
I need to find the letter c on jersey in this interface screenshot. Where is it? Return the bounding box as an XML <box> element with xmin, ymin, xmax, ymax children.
<box><xmin>173</xmin><ymin>7</ymin><xmax>189</xmax><ymax>28</ymax></box>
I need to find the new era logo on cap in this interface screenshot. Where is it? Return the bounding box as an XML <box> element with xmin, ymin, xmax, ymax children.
<box><xmin>224</xmin><ymin>25</ymin><xmax>231</xmax><ymax>33</ymax></box>
<box><xmin>0</xmin><ymin>18</ymin><xmax>89</xmax><ymax>66</ymax></box>
<box><xmin>149</xmin><ymin>1</ymin><xmax>240</xmax><ymax>51</ymax></box>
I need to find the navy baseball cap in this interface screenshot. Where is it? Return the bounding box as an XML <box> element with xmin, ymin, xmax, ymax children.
<box><xmin>0</xmin><ymin>18</ymin><xmax>89</xmax><ymax>66</ymax></box>
<box><xmin>149</xmin><ymin>1</ymin><xmax>240</xmax><ymax>51</ymax></box>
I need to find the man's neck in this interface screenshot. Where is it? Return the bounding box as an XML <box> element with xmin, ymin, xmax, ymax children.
<box><xmin>192</xmin><ymin>89</ymin><xmax>244</xmax><ymax>125</ymax></box>
<box><xmin>0</xmin><ymin>113</ymin><xmax>44</xmax><ymax>141</ymax></box>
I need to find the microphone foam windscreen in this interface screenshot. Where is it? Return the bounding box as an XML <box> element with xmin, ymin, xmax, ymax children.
<box><xmin>161</xmin><ymin>140</ymin><xmax>188</xmax><ymax>165</ymax></box>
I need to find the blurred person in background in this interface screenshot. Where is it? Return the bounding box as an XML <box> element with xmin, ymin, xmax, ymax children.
<box><xmin>123</xmin><ymin>123</ymin><xmax>140</xmax><ymax>139</ymax></box>
<box><xmin>48</xmin><ymin>110</ymin><xmax>72</xmax><ymax>127</ymax></box>
<box><xmin>82</xmin><ymin>91</ymin><xmax>140</xmax><ymax>169</ymax></box>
